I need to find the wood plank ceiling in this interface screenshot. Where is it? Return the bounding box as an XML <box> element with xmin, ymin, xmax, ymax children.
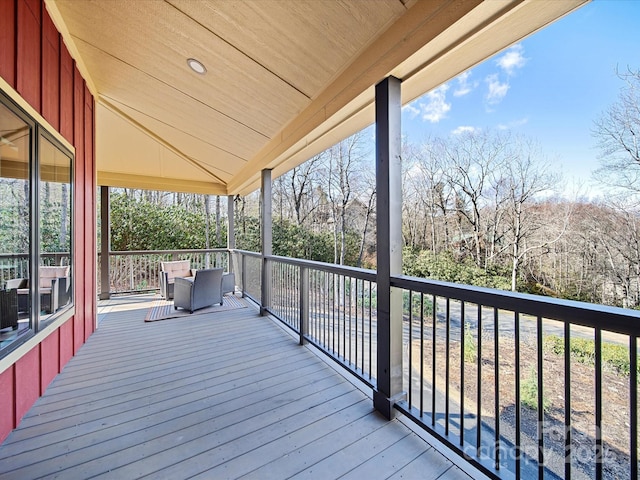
<box><xmin>46</xmin><ymin>0</ymin><xmax>588</xmax><ymax>195</ymax></box>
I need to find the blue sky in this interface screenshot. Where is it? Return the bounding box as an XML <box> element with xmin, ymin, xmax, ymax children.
<box><xmin>401</xmin><ymin>0</ymin><xmax>640</xmax><ymax>198</ymax></box>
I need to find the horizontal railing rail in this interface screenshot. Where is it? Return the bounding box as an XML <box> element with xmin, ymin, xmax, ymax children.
<box><xmin>393</xmin><ymin>275</ymin><xmax>640</xmax><ymax>337</ymax></box>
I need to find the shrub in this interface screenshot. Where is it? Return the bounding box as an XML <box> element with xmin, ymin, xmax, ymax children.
<box><xmin>463</xmin><ymin>322</ymin><xmax>477</xmax><ymax>363</ymax></box>
<box><xmin>521</xmin><ymin>367</ymin><xmax>550</xmax><ymax>412</ymax></box>
<box><xmin>402</xmin><ymin>248</ymin><xmax>511</xmax><ymax>291</ymax></box>
<box><xmin>544</xmin><ymin>334</ymin><xmax>634</xmax><ymax>377</ymax></box>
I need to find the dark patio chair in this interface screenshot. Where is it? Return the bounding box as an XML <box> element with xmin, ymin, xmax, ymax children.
<box><xmin>0</xmin><ymin>288</ymin><xmax>18</xmax><ymax>330</ymax></box>
<box><xmin>6</xmin><ymin>278</ymin><xmax>28</xmax><ymax>314</ymax></box>
<box><xmin>39</xmin><ymin>266</ymin><xmax>70</xmax><ymax>313</ymax></box>
<box><xmin>174</xmin><ymin>268</ymin><xmax>223</xmax><ymax>314</ymax></box>
<box><xmin>6</xmin><ymin>266</ymin><xmax>70</xmax><ymax>315</ymax></box>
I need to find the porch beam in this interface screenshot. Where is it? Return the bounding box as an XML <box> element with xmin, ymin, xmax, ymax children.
<box><xmin>99</xmin><ymin>186</ymin><xmax>110</xmax><ymax>300</ymax></box>
<box><xmin>260</xmin><ymin>169</ymin><xmax>272</xmax><ymax>315</ymax></box>
<box><xmin>373</xmin><ymin>76</ymin><xmax>404</xmax><ymax>419</ymax></box>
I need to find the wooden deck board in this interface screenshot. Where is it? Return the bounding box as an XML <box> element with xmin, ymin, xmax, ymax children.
<box><xmin>0</xmin><ymin>294</ymin><xmax>474</xmax><ymax>480</ymax></box>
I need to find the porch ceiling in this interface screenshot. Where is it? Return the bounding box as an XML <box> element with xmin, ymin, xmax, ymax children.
<box><xmin>46</xmin><ymin>0</ymin><xmax>587</xmax><ymax>196</ymax></box>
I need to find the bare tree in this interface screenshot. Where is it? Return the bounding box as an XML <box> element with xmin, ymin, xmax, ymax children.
<box><xmin>286</xmin><ymin>153</ymin><xmax>324</xmax><ymax>226</ymax></box>
<box><xmin>592</xmin><ymin>67</ymin><xmax>640</xmax><ymax>306</ymax></box>
<box><xmin>326</xmin><ymin>131</ymin><xmax>370</xmax><ymax>265</ymax></box>
<box><xmin>443</xmin><ymin>130</ymin><xmax>510</xmax><ymax>266</ymax></box>
<box><xmin>355</xmin><ymin>170</ymin><xmax>376</xmax><ymax>268</ymax></box>
<box><xmin>403</xmin><ymin>138</ymin><xmax>454</xmax><ymax>252</ymax></box>
<box><xmin>501</xmin><ymin>139</ymin><xmax>563</xmax><ymax>291</ymax></box>
<box><xmin>593</xmin><ymin>68</ymin><xmax>640</xmax><ymax>195</ymax></box>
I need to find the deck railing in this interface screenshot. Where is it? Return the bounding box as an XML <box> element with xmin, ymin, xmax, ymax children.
<box><xmin>0</xmin><ymin>252</ymin><xmax>70</xmax><ymax>288</ymax></box>
<box><xmin>95</xmin><ymin>248</ymin><xmax>640</xmax><ymax>479</ymax></box>
<box><xmin>392</xmin><ymin>276</ymin><xmax>640</xmax><ymax>480</ymax></box>
<box><xmin>230</xmin><ymin>249</ymin><xmax>640</xmax><ymax>480</ymax></box>
<box><xmin>98</xmin><ymin>249</ymin><xmax>229</xmax><ymax>295</ymax></box>
<box><xmin>261</xmin><ymin>253</ymin><xmax>378</xmax><ymax>385</ymax></box>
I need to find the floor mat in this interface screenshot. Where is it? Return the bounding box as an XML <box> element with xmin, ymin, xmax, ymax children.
<box><xmin>145</xmin><ymin>294</ymin><xmax>247</xmax><ymax>322</ymax></box>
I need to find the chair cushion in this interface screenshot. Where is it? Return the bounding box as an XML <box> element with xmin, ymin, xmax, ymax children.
<box><xmin>161</xmin><ymin>260</ymin><xmax>191</xmax><ymax>280</ymax></box>
<box><xmin>39</xmin><ymin>266</ymin><xmax>69</xmax><ymax>288</ymax></box>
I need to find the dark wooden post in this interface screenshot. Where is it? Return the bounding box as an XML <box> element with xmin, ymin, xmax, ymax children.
<box><xmin>373</xmin><ymin>76</ymin><xmax>405</xmax><ymax>419</ymax></box>
<box><xmin>99</xmin><ymin>186</ymin><xmax>110</xmax><ymax>300</ymax></box>
<box><xmin>261</xmin><ymin>169</ymin><xmax>272</xmax><ymax>315</ymax></box>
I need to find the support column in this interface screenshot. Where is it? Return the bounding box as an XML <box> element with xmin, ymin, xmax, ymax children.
<box><xmin>260</xmin><ymin>170</ymin><xmax>272</xmax><ymax>316</ymax></box>
<box><xmin>227</xmin><ymin>195</ymin><xmax>235</xmax><ymax>250</ymax></box>
<box><xmin>373</xmin><ymin>76</ymin><xmax>405</xmax><ymax>419</ymax></box>
<box><xmin>227</xmin><ymin>195</ymin><xmax>235</xmax><ymax>273</ymax></box>
<box><xmin>99</xmin><ymin>186</ymin><xmax>111</xmax><ymax>300</ymax></box>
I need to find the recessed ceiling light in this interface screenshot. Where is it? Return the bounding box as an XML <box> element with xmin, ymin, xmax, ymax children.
<box><xmin>187</xmin><ymin>58</ymin><xmax>206</xmax><ymax>75</ymax></box>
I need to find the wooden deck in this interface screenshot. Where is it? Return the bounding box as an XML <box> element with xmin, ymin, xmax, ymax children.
<box><xmin>0</xmin><ymin>294</ymin><xmax>474</xmax><ymax>480</ymax></box>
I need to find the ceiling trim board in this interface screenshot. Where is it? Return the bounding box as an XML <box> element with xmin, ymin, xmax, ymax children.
<box><xmin>97</xmin><ymin>171</ymin><xmax>226</xmax><ymax>195</ymax></box>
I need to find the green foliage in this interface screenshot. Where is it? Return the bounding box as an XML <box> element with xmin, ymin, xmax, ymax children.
<box><xmin>39</xmin><ymin>182</ymin><xmax>71</xmax><ymax>253</ymax></box>
<box><xmin>110</xmin><ymin>192</ymin><xmax>228</xmax><ymax>251</ymax></box>
<box><xmin>463</xmin><ymin>322</ymin><xmax>477</xmax><ymax>363</ymax></box>
<box><xmin>403</xmin><ymin>248</ymin><xmax>512</xmax><ymax>290</ymax></box>
<box><xmin>403</xmin><ymin>291</ymin><xmax>434</xmax><ymax>320</ymax></box>
<box><xmin>543</xmin><ymin>334</ymin><xmax>564</xmax><ymax>356</ymax></box>
<box><xmin>520</xmin><ymin>367</ymin><xmax>550</xmax><ymax>412</ymax></box>
<box><xmin>544</xmin><ymin>334</ymin><xmax>634</xmax><ymax>377</ymax></box>
<box><xmin>235</xmin><ymin>215</ymin><xmax>261</xmax><ymax>252</ymax></box>
<box><xmin>273</xmin><ymin>219</ymin><xmax>335</xmax><ymax>262</ymax></box>
<box><xmin>0</xmin><ymin>183</ymin><xmax>29</xmax><ymax>253</ymax></box>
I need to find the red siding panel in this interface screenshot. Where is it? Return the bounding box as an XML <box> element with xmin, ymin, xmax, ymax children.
<box><xmin>14</xmin><ymin>347</ymin><xmax>39</xmax><ymax>424</ymax></box>
<box><xmin>73</xmin><ymin>316</ymin><xmax>83</xmax><ymax>354</ymax></box>
<box><xmin>0</xmin><ymin>0</ymin><xmax>16</xmax><ymax>87</ymax></box>
<box><xmin>59</xmin><ymin>318</ymin><xmax>73</xmax><ymax>370</ymax></box>
<box><xmin>0</xmin><ymin>367</ymin><xmax>15</xmax><ymax>443</ymax></box>
<box><xmin>16</xmin><ymin>0</ymin><xmax>41</xmax><ymax>110</ymax></box>
<box><xmin>41</xmin><ymin>11</ymin><xmax>59</xmax><ymax>129</ymax></box>
<box><xmin>84</xmin><ymin>92</ymin><xmax>95</xmax><ymax>339</ymax></box>
<box><xmin>1</xmin><ymin>0</ymin><xmax>96</xmax><ymax>439</ymax></box>
<box><xmin>40</xmin><ymin>330</ymin><xmax>59</xmax><ymax>392</ymax></box>
<box><xmin>59</xmin><ymin>43</ymin><xmax>73</xmax><ymax>143</ymax></box>
<box><xmin>73</xmin><ymin>68</ymin><xmax>85</xmax><ymax>353</ymax></box>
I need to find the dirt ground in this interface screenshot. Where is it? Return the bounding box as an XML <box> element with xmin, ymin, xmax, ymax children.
<box><xmin>408</xmin><ymin>327</ymin><xmax>634</xmax><ymax>479</ymax></box>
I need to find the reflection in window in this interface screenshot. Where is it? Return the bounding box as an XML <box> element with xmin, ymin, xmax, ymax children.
<box><xmin>0</xmin><ymin>101</ymin><xmax>31</xmax><ymax>350</ymax></box>
<box><xmin>39</xmin><ymin>136</ymin><xmax>72</xmax><ymax>324</ymax></box>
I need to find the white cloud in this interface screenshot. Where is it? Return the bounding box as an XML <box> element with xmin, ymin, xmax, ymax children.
<box><xmin>497</xmin><ymin>117</ymin><xmax>529</xmax><ymax>130</ymax></box>
<box><xmin>402</xmin><ymin>102</ymin><xmax>420</xmax><ymax>118</ymax></box>
<box><xmin>486</xmin><ymin>74</ymin><xmax>509</xmax><ymax>105</ymax></box>
<box><xmin>420</xmin><ymin>84</ymin><xmax>451</xmax><ymax>123</ymax></box>
<box><xmin>451</xmin><ymin>126</ymin><xmax>479</xmax><ymax>135</ymax></box>
<box><xmin>496</xmin><ymin>44</ymin><xmax>527</xmax><ymax>76</ymax></box>
<box><xmin>453</xmin><ymin>71</ymin><xmax>475</xmax><ymax>97</ymax></box>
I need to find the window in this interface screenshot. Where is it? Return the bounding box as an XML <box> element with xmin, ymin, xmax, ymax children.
<box><xmin>0</xmin><ymin>91</ymin><xmax>74</xmax><ymax>354</ymax></box>
<box><xmin>38</xmin><ymin>134</ymin><xmax>72</xmax><ymax>326</ymax></box>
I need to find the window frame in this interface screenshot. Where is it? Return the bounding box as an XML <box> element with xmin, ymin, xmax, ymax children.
<box><xmin>0</xmin><ymin>88</ymin><xmax>75</xmax><ymax>357</ymax></box>
<box><xmin>36</xmin><ymin>128</ymin><xmax>74</xmax><ymax>330</ymax></box>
